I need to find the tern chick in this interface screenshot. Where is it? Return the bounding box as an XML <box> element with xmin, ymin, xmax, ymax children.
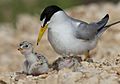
<box><xmin>18</xmin><ymin>41</ymin><xmax>49</xmax><ymax>76</ymax></box>
<box><xmin>52</xmin><ymin>56</ymin><xmax>82</xmax><ymax>71</ymax></box>
<box><xmin>37</xmin><ymin>5</ymin><xmax>120</xmax><ymax>61</ymax></box>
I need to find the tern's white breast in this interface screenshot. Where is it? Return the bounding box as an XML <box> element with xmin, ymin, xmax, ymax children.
<box><xmin>48</xmin><ymin>23</ymin><xmax>97</xmax><ymax>56</ymax></box>
<box><xmin>47</xmin><ymin>11</ymin><xmax>97</xmax><ymax>56</ymax></box>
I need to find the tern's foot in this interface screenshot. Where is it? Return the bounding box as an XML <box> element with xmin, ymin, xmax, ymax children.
<box><xmin>84</xmin><ymin>58</ymin><xmax>93</xmax><ymax>63</ymax></box>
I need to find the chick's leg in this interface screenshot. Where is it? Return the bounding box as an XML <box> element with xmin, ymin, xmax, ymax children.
<box><xmin>22</xmin><ymin>60</ymin><xmax>29</xmax><ymax>75</ymax></box>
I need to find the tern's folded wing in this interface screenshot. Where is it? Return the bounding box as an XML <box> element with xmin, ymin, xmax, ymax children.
<box><xmin>71</xmin><ymin>14</ymin><xmax>109</xmax><ymax>40</ymax></box>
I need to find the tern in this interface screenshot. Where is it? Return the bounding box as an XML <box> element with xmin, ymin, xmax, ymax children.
<box><xmin>18</xmin><ymin>41</ymin><xmax>49</xmax><ymax>76</ymax></box>
<box><xmin>37</xmin><ymin>5</ymin><xmax>120</xmax><ymax>60</ymax></box>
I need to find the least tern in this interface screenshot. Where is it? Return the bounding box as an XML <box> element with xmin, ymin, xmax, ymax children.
<box><xmin>18</xmin><ymin>41</ymin><xmax>49</xmax><ymax>76</ymax></box>
<box><xmin>37</xmin><ymin>5</ymin><xmax>120</xmax><ymax>60</ymax></box>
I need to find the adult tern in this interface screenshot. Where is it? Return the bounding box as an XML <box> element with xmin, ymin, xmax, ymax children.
<box><xmin>37</xmin><ymin>5</ymin><xmax>120</xmax><ymax>60</ymax></box>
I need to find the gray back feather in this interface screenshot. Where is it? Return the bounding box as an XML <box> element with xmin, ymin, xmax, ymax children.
<box><xmin>73</xmin><ymin>14</ymin><xmax>109</xmax><ymax>40</ymax></box>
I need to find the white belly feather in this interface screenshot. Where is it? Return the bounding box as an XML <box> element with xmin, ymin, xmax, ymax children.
<box><xmin>48</xmin><ymin>25</ymin><xmax>97</xmax><ymax>56</ymax></box>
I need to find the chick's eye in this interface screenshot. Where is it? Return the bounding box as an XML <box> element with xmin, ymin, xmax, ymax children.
<box><xmin>25</xmin><ymin>45</ymin><xmax>28</xmax><ymax>47</ymax></box>
<box><xmin>20</xmin><ymin>44</ymin><xmax>22</xmax><ymax>46</ymax></box>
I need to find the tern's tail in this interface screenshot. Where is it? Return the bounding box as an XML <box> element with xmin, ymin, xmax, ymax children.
<box><xmin>104</xmin><ymin>21</ymin><xmax>120</xmax><ymax>28</ymax></box>
<box><xmin>97</xmin><ymin>20</ymin><xmax>120</xmax><ymax>37</ymax></box>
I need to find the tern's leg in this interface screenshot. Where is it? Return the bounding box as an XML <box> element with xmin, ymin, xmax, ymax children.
<box><xmin>84</xmin><ymin>50</ymin><xmax>90</xmax><ymax>60</ymax></box>
<box><xmin>84</xmin><ymin>50</ymin><xmax>93</xmax><ymax>62</ymax></box>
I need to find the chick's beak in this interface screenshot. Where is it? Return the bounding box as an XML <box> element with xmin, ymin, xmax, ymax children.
<box><xmin>37</xmin><ymin>24</ymin><xmax>48</xmax><ymax>45</ymax></box>
<box><xmin>18</xmin><ymin>48</ymin><xmax>23</xmax><ymax>51</ymax></box>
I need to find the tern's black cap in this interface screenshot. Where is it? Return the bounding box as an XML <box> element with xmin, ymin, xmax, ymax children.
<box><xmin>40</xmin><ymin>5</ymin><xmax>62</xmax><ymax>21</ymax></box>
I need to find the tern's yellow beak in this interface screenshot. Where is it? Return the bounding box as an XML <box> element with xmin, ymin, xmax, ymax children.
<box><xmin>37</xmin><ymin>24</ymin><xmax>48</xmax><ymax>45</ymax></box>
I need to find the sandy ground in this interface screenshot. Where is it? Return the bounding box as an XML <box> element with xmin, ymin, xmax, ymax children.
<box><xmin>0</xmin><ymin>2</ymin><xmax>120</xmax><ymax>84</ymax></box>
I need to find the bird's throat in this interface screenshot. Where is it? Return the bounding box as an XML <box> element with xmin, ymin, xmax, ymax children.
<box><xmin>25</xmin><ymin>53</ymin><xmax>38</xmax><ymax>64</ymax></box>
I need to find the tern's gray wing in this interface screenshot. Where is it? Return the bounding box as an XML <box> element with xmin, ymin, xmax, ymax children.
<box><xmin>72</xmin><ymin>14</ymin><xmax>109</xmax><ymax>40</ymax></box>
